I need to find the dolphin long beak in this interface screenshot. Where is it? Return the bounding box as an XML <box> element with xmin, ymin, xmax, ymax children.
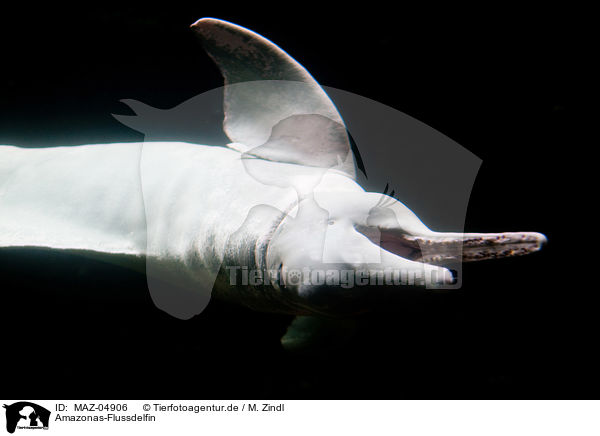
<box><xmin>358</xmin><ymin>226</ymin><xmax>547</xmax><ymax>266</ymax></box>
<box><xmin>408</xmin><ymin>231</ymin><xmax>547</xmax><ymax>264</ymax></box>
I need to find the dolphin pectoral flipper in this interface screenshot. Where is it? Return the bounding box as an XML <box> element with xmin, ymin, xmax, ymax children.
<box><xmin>280</xmin><ymin>315</ymin><xmax>359</xmax><ymax>353</ymax></box>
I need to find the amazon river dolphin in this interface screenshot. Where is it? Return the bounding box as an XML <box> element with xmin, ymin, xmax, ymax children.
<box><xmin>0</xmin><ymin>18</ymin><xmax>546</xmax><ymax>323</ymax></box>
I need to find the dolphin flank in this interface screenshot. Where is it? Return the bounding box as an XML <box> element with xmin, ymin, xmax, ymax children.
<box><xmin>0</xmin><ymin>18</ymin><xmax>546</xmax><ymax>321</ymax></box>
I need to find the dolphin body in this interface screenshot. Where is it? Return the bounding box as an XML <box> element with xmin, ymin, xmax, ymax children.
<box><xmin>0</xmin><ymin>18</ymin><xmax>546</xmax><ymax>323</ymax></box>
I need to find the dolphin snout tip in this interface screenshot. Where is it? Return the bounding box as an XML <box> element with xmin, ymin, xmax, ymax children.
<box><xmin>526</xmin><ymin>231</ymin><xmax>548</xmax><ymax>250</ymax></box>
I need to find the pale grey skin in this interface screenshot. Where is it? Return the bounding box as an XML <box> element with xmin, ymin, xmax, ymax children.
<box><xmin>0</xmin><ymin>18</ymin><xmax>546</xmax><ymax>321</ymax></box>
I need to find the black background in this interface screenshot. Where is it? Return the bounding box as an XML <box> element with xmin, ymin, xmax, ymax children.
<box><xmin>0</xmin><ymin>4</ymin><xmax>588</xmax><ymax>398</ymax></box>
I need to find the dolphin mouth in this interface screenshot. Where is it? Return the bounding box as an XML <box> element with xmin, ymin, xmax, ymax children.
<box><xmin>356</xmin><ymin>226</ymin><xmax>547</xmax><ymax>265</ymax></box>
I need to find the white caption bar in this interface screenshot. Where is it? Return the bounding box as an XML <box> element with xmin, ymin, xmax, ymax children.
<box><xmin>1</xmin><ymin>400</ymin><xmax>599</xmax><ymax>436</ymax></box>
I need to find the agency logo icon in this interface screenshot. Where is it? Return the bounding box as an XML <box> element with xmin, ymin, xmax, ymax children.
<box><xmin>2</xmin><ymin>402</ymin><xmax>50</xmax><ymax>433</ymax></box>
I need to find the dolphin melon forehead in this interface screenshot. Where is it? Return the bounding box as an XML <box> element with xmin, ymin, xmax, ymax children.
<box><xmin>313</xmin><ymin>191</ymin><xmax>429</xmax><ymax>228</ymax></box>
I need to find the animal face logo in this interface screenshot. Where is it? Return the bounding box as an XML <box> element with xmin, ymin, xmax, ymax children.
<box><xmin>3</xmin><ymin>402</ymin><xmax>50</xmax><ymax>433</ymax></box>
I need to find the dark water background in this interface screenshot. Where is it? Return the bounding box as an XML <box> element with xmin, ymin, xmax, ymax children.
<box><xmin>0</xmin><ymin>5</ymin><xmax>586</xmax><ymax>397</ymax></box>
